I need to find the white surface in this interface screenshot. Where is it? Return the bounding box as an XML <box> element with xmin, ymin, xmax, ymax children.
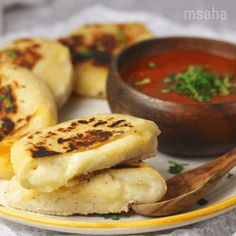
<box><xmin>0</xmin><ymin>4</ymin><xmax>236</xmax><ymax>236</ymax></box>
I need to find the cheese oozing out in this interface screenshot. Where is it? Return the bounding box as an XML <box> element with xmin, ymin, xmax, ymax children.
<box><xmin>5</xmin><ymin>163</ymin><xmax>167</xmax><ymax>215</ymax></box>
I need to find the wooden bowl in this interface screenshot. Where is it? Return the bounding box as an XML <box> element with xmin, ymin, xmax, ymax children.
<box><xmin>107</xmin><ymin>37</ymin><xmax>236</xmax><ymax>156</ymax></box>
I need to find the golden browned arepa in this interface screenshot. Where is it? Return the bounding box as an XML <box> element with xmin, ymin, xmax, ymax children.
<box><xmin>5</xmin><ymin>163</ymin><xmax>166</xmax><ymax>215</ymax></box>
<box><xmin>11</xmin><ymin>114</ymin><xmax>160</xmax><ymax>192</ymax></box>
<box><xmin>0</xmin><ymin>38</ymin><xmax>73</xmax><ymax>108</ymax></box>
<box><xmin>59</xmin><ymin>23</ymin><xmax>154</xmax><ymax>98</ymax></box>
<box><xmin>0</xmin><ymin>64</ymin><xmax>57</xmax><ymax>179</ymax></box>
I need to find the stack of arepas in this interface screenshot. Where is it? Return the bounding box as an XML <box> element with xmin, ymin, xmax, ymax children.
<box><xmin>6</xmin><ymin>114</ymin><xmax>166</xmax><ymax>215</ymax></box>
<box><xmin>0</xmin><ymin>38</ymin><xmax>73</xmax><ymax>179</ymax></box>
<box><xmin>0</xmin><ymin>22</ymin><xmax>154</xmax><ymax>180</ymax></box>
<box><xmin>0</xmin><ymin>23</ymin><xmax>166</xmax><ymax>216</ymax></box>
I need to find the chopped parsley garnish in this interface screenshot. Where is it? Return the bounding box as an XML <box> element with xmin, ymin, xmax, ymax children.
<box><xmin>168</xmin><ymin>160</ymin><xmax>188</xmax><ymax>174</ymax></box>
<box><xmin>7</xmin><ymin>50</ymin><xmax>18</xmax><ymax>58</ymax></box>
<box><xmin>227</xmin><ymin>173</ymin><xmax>234</xmax><ymax>179</ymax></box>
<box><xmin>0</xmin><ymin>86</ymin><xmax>14</xmax><ymax>109</ymax></box>
<box><xmin>197</xmin><ymin>198</ymin><xmax>208</xmax><ymax>206</ymax></box>
<box><xmin>5</xmin><ymin>95</ymin><xmax>13</xmax><ymax>108</ymax></box>
<box><xmin>148</xmin><ymin>61</ymin><xmax>157</xmax><ymax>68</ymax></box>
<box><xmin>100</xmin><ymin>213</ymin><xmax>130</xmax><ymax>220</ymax></box>
<box><xmin>79</xmin><ymin>50</ymin><xmax>93</xmax><ymax>58</ymax></box>
<box><xmin>134</xmin><ymin>77</ymin><xmax>151</xmax><ymax>86</ymax></box>
<box><xmin>161</xmin><ymin>65</ymin><xmax>236</xmax><ymax>102</ymax></box>
<box><xmin>111</xmin><ymin>215</ymin><xmax>120</xmax><ymax>220</ymax></box>
<box><xmin>163</xmin><ymin>74</ymin><xmax>176</xmax><ymax>84</ymax></box>
<box><xmin>161</xmin><ymin>88</ymin><xmax>171</xmax><ymax>94</ymax></box>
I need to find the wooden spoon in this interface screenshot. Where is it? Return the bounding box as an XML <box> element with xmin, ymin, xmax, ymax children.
<box><xmin>132</xmin><ymin>149</ymin><xmax>236</xmax><ymax>216</ymax></box>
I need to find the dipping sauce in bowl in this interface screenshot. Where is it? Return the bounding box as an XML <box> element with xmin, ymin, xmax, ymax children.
<box><xmin>107</xmin><ymin>37</ymin><xmax>236</xmax><ymax>156</ymax></box>
<box><xmin>126</xmin><ymin>50</ymin><xmax>236</xmax><ymax>104</ymax></box>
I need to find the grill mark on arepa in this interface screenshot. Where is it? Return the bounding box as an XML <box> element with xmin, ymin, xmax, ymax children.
<box><xmin>31</xmin><ymin>147</ymin><xmax>61</xmax><ymax>158</ymax></box>
<box><xmin>0</xmin><ymin>40</ymin><xmax>42</xmax><ymax>70</ymax></box>
<box><xmin>89</xmin><ymin>34</ymin><xmax>117</xmax><ymax>65</ymax></box>
<box><xmin>0</xmin><ymin>82</ymin><xmax>35</xmax><ymax>141</ymax></box>
<box><xmin>77</xmin><ymin>118</ymin><xmax>95</xmax><ymax>124</ymax></box>
<box><xmin>111</xmin><ymin>163</ymin><xmax>140</xmax><ymax>169</ymax></box>
<box><xmin>59</xmin><ymin>35</ymin><xmax>84</xmax><ymax>64</ymax></box>
<box><xmin>93</xmin><ymin>120</ymin><xmax>107</xmax><ymax>127</ymax></box>
<box><xmin>0</xmin><ymin>117</ymin><xmax>15</xmax><ymax>141</ymax></box>
<box><xmin>26</xmin><ymin>117</ymin><xmax>134</xmax><ymax>158</ymax></box>
<box><xmin>28</xmin><ymin>131</ymin><xmax>41</xmax><ymax>139</ymax></box>
<box><xmin>30</xmin><ymin>129</ymin><xmax>120</xmax><ymax>158</ymax></box>
<box><xmin>59</xmin><ymin>33</ymin><xmax>118</xmax><ymax>66</ymax></box>
<box><xmin>13</xmin><ymin>115</ymin><xmax>33</xmax><ymax>133</ymax></box>
<box><xmin>0</xmin><ymin>84</ymin><xmax>17</xmax><ymax>140</ymax></box>
<box><xmin>108</xmin><ymin>120</ymin><xmax>126</xmax><ymax>127</ymax></box>
<box><xmin>56</xmin><ymin>130</ymin><xmax>114</xmax><ymax>151</ymax></box>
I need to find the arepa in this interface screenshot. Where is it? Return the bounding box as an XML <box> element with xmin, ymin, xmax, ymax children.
<box><xmin>59</xmin><ymin>23</ymin><xmax>154</xmax><ymax>98</ymax></box>
<box><xmin>11</xmin><ymin>114</ymin><xmax>160</xmax><ymax>192</ymax></box>
<box><xmin>0</xmin><ymin>38</ymin><xmax>73</xmax><ymax>108</ymax></box>
<box><xmin>5</xmin><ymin>163</ymin><xmax>166</xmax><ymax>215</ymax></box>
<box><xmin>0</xmin><ymin>63</ymin><xmax>57</xmax><ymax>179</ymax></box>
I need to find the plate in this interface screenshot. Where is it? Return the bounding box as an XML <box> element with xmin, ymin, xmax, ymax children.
<box><xmin>0</xmin><ymin>96</ymin><xmax>235</xmax><ymax>235</ymax></box>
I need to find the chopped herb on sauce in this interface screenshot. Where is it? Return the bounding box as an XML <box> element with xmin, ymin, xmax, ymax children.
<box><xmin>197</xmin><ymin>198</ymin><xmax>208</xmax><ymax>206</ymax></box>
<box><xmin>148</xmin><ymin>61</ymin><xmax>157</xmax><ymax>68</ymax></box>
<box><xmin>168</xmin><ymin>160</ymin><xmax>188</xmax><ymax>174</ymax></box>
<box><xmin>227</xmin><ymin>173</ymin><xmax>234</xmax><ymax>179</ymax></box>
<box><xmin>161</xmin><ymin>65</ymin><xmax>236</xmax><ymax>102</ymax></box>
<box><xmin>7</xmin><ymin>50</ymin><xmax>18</xmax><ymax>58</ymax></box>
<box><xmin>161</xmin><ymin>88</ymin><xmax>171</xmax><ymax>94</ymax></box>
<box><xmin>134</xmin><ymin>77</ymin><xmax>151</xmax><ymax>86</ymax></box>
<box><xmin>79</xmin><ymin>50</ymin><xmax>93</xmax><ymax>58</ymax></box>
<box><xmin>163</xmin><ymin>74</ymin><xmax>175</xmax><ymax>84</ymax></box>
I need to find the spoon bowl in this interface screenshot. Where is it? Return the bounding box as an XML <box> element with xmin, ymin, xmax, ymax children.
<box><xmin>132</xmin><ymin>149</ymin><xmax>236</xmax><ymax>216</ymax></box>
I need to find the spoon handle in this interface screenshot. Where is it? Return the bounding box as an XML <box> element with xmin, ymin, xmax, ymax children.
<box><xmin>132</xmin><ymin>149</ymin><xmax>236</xmax><ymax>216</ymax></box>
<box><xmin>188</xmin><ymin>148</ymin><xmax>236</xmax><ymax>181</ymax></box>
<box><xmin>164</xmin><ymin>148</ymin><xmax>236</xmax><ymax>200</ymax></box>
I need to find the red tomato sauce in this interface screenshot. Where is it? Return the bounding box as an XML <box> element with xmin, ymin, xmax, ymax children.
<box><xmin>124</xmin><ymin>50</ymin><xmax>236</xmax><ymax>104</ymax></box>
